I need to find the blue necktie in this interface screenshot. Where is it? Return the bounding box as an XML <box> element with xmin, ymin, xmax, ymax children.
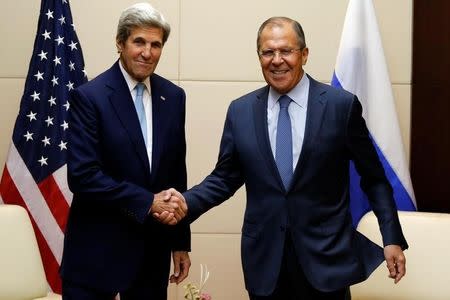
<box><xmin>134</xmin><ymin>82</ymin><xmax>147</xmax><ymax>145</ymax></box>
<box><xmin>276</xmin><ymin>95</ymin><xmax>293</xmax><ymax>190</ymax></box>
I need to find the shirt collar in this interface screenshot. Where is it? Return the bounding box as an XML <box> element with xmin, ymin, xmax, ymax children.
<box><xmin>268</xmin><ymin>73</ymin><xmax>309</xmax><ymax>109</ymax></box>
<box><xmin>118</xmin><ymin>59</ymin><xmax>151</xmax><ymax>95</ymax></box>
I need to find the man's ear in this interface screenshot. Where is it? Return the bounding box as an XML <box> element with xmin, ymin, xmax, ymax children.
<box><xmin>301</xmin><ymin>47</ymin><xmax>309</xmax><ymax>65</ymax></box>
<box><xmin>116</xmin><ymin>40</ymin><xmax>123</xmax><ymax>54</ymax></box>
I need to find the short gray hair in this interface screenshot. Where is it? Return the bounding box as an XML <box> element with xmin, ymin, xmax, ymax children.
<box><xmin>256</xmin><ymin>17</ymin><xmax>306</xmax><ymax>51</ymax></box>
<box><xmin>116</xmin><ymin>2</ymin><xmax>171</xmax><ymax>45</ymax></box>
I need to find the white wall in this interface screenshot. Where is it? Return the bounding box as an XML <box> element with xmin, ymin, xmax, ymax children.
<box><xmin>0</xmin><ymin>1</ymin><xmax>412</xmax><ymax>299</ymax></box>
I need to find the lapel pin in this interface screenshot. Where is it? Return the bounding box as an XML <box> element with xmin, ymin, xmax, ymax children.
<box><xmin>160</xmin><ymin>96</ymin><xmax>166</xmax><ymax>101</ymax></box>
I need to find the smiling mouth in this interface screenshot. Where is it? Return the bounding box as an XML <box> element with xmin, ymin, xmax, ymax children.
<box><xmin>271</xmin><ymin>70</ymin><xmax>289</xmax><ymax>76</ymax></box>
<box><xmin>136</xmin><ymin>61</ymin><xmax>151</xmax><ymax>66</ymax></box>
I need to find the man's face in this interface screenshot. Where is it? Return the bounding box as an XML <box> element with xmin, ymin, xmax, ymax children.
<box><xmin>117</xmin><ymin>26</ymin><xmax>164</xmax><ymax>81</ymax></box>
<box><xmin>258</xmin><ymin>23</ymin><xmax>309</xmax><ymax>94</ymax></box>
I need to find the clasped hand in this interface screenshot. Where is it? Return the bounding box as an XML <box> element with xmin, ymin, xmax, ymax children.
<box><xmin>150</xmin><ymin>188</ymin><xmax>187</xmax><ymax>225</ymax></box>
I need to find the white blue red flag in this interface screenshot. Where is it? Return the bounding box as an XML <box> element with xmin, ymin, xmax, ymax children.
<box><xmin>0</xmin><ymin>0</ymin><xmax>87</xmax><ymax>292</ymax></box>
<box><xmin>331</xmin><ymin>0</ymin><xmax>416</xmax><ymax>226</ymax></box>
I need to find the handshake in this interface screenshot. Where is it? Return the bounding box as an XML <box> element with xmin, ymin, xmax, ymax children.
<box><xmin>150</xmin><ymin>188</ymin><xmax>187</xmax><ymax>225</ymax></box>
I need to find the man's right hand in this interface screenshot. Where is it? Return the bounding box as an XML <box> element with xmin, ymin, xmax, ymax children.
<box><xmin>151</xmin><ymin>188</ymin><xmax>187</xmax><ymax>225</ymax></box>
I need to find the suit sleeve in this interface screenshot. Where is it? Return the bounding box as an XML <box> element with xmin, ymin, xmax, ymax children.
<box><xmin>67</xmin><ymin>87</ymin><xmax>153</xmax><ymax>224</ymax></box>
<box><xmin>346</xmin><ymin>96</ymin><xmax>408</xmax><ymax>249</ymax></box>
<box><xmin>184</xmin><ymin>102</ymin><xmax>245</xmax><ymax>222</ymax></box>
<box><xmin>170</xmin><ymin>89</ymin><xmax>191</xmax><ymax>251</ymax></box>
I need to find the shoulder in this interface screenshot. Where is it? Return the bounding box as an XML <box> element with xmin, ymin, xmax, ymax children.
<box><xmin>231</xmin><ymin>85</ymin><xmax>268</xmax><ymax>108</ymax></box>
<box><xmin>68</xmin><ymin>63</ymin><xmax>125</xmax><ymax>113</ymax></box>
<box><xmin>73</xmin><ymin>64</ymin><xmax>118</xmax><ymax>99</ymax></box>
<box><xmin>150</xmin><ymin>74</ymin><xmax>186</xmax><ymax>109</ymax></box>
<box><xmin>308</xmin><ymin>75</ymin><xmax>356</xmax><ymax>107</ymax></box>
<box><xmin>150</xmin><ymin>73</ymin><xmax>185</xmax><ymax>95</ymax></box>
<box><xmin>81</xmin><ymin>64</ymin><xmax>117</xmax><ymax>89</ymax></box>
<box><xmin>150</xmin><ymin>74</ymin><xmax>186</xmax><ymax>110</ymax></box>
<box><xmin>311</xmin><ymin>75</ymin><xmax>353</xmax><ymax>97</ymax></box>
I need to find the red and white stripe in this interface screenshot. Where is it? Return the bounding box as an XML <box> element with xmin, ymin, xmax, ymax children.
<box><xmin>0</xmin><ymin>143</ymin><xmax>72</xmax><ymax>293</ymax></box>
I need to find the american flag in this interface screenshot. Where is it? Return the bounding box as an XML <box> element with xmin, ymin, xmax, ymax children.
<box><xmin>0</xmin><ymin>0</ymin><xmax>86</xmax><ymax>293</ymax></box>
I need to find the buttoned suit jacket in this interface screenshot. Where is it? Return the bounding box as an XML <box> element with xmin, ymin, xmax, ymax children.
<box><xmin>60</xmin><ymin>62</ymin><xmax>190</xmax><ymax>292</ymax></box>
<box><xmin>184</xmin><ymin>75</ymin><xmax>407</xmax><ymax>295</ymax></box>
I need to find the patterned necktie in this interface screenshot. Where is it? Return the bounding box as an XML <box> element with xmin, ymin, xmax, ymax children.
<box><xmin>276</xmin><ymin>95</ymin><xmax>293</xmax><ymax>190</ymax></box>
<box><xmin>134</xmin><ymin>82</ymin><xmax>147</xmax><ymax>145</ymax></box>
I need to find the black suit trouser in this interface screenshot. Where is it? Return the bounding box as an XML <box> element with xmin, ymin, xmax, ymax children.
<box><xmin>249</xmin><ymin>231</ymin><xmax>351</xmax><ymax>300</ymax></box>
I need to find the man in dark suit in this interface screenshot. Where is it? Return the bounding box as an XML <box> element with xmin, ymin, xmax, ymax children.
<box><xmin>156</xmin><ymin>17</ymin><xmax>408</xmax><ymax>299</ymax></box>
<box><xmin>60</xmin><ymin>3</ymin><xmax>190</xmax><ymax>299</ymax></box>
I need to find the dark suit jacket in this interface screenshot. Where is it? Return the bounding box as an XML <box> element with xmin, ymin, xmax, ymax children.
<box><xmin>60</xmin><ymin>62</ymin><xmax>190</xmax><ymax>292</ymax></box>
<box><xmin>184</xmin><ymin>75</ymin><xmax>407</xmax><ymax>295</ymax></box>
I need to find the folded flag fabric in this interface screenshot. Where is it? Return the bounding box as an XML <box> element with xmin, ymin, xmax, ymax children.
<box><xmin>331</xmin><ymin>0</ymin><xmax>416</xmax><ymax>226</ymax></box>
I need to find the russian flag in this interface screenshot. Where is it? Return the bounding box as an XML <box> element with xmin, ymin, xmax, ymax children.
<box><xmin>331</xmin><ymin>0</ymin><xmax>416</xmax><ymax>226</ymax></box>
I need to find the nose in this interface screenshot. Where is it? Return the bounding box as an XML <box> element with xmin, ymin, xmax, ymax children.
<box><xmin>141</xmin><ymin>44</ymin><xmax>152</xmax><ymax>59</ymax></box>
<box><xmin>271</xmin><ymin>52</ymin><xmax>284</xmax><ymax>65</ymax></box>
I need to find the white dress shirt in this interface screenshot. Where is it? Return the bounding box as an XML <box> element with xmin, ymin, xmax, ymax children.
<box><xmin>119</xmin><ymin>61</ymin><xmax>153</xmax><ymax>171</ymax></box>
<box><xmin>267</xmin><ymin>73</ymin><xmax>310</xmax><ymax>170</ymax></box>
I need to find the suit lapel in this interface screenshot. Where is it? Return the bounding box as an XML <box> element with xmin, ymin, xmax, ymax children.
<box><xmin>291</xmin><ymin>75</ymin><xmax>328</xmax><ymax>187</ymax></box>
<box><xmin>106</xmin><ymin>62</ymin><xmax>151</xmax><ymax>175</ymax></box>
<box><xmin>149</xmin><ymin>74</ymin><xmax>165</xmax><ymax>183</ymax></box>
<box><xmin>253</xmin><ymin>86</ymin><xmax>285</xmax><ymax>191</ymax></box>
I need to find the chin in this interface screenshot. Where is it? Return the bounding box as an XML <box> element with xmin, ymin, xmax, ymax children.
<box><xmin>271</xmin><ymin>85</ymin><xmax>289</xmax><ymax>94</ymax></box>
<box><xmin>135</xmin><ymin>73</ymin><xmax>152</xmax><ymax>81</ymax></box>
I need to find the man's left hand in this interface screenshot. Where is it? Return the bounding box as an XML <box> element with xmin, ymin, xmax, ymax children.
<box><xmin>170</xmin><ymin>251</ymin><xmax>191</xmax><ymax>284</ymax></box>
<box><xmin>384</xmin><ymin>244</ymin><xmax>406</xmax><ymax>284</ymax></box>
